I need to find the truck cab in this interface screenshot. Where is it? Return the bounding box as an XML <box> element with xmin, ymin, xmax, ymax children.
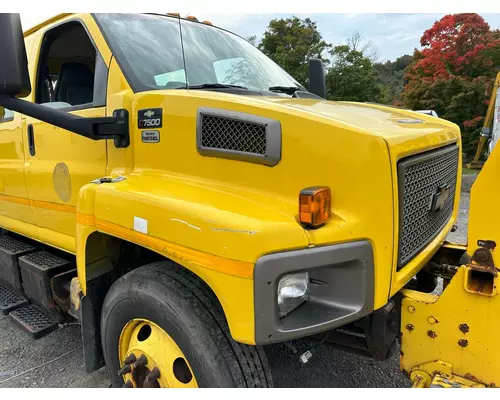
<box><xmin>0</xmin><ymin>13</ymin><xmax>461</xmax><ymax>388</ymax></box>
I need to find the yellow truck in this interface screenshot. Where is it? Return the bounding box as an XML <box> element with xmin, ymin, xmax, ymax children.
<box><xmin>0</xmin><ymin>13</ymin><xmax>497</xmax><ymax>388</ymax></box>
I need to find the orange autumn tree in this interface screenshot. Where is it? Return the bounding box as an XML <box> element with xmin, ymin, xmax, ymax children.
<box><xmin>403</xmin><ymin>13</ymin><xmax>500</xmax><ymax>155</ymax></box>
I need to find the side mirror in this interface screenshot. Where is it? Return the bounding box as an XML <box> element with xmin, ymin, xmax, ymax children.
<box><xmin>308</xmin><ymin>58</ymin><xmax>326</xmax><ymax>99</ymax></box>
<box><xmin>0</xmin><ymin>14</ymin><xmax>31</xmax><ymax>98</ymax></box>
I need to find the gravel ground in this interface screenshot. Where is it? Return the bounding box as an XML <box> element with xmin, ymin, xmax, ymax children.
<box><xmin>0</xmin><ymin>173</ymin><xmax>477</xmax><ymax>388</ymax></box>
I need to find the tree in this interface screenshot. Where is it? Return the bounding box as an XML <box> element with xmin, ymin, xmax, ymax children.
<box><xmin>403</xmin><ymin>13</ymin><xmax>500</xmax><ymax>155</ymax></box>
<box><xmin>348</xmin><ymin>31</ymin><xmax>380</xmax><ymax>63</ymax></box>
<box><xmin>246</xmin><ymin>35</ymin><xmax>258</xmax><ymax>47</ymax></box>
<box><xmin>258</xmin><ymin>17</ymin><xmax>330</xmax><ymax>87</ymax></box>
<box><xmin>405</xmin><ymin>75</ymin><xmax>493</xmax><ymax>155</ymax></box>
<box><xmin>415</xmin><ymin>13</ymin><xmax>500</xmax><ymax>79</ymax></box>
<box><xmin>374</xmin><ymin>54</ymin><xmax>412</xmax><ymax>105</ymax></box>
<box><xmin>222</xmin><ymin>58</ymin><xmax>269</xmax><ymax>89</ymax></box>
<box><xmin>326</xmin><ymin>44</ymin><xmax>382</xmax><ymax>103</ymax></box>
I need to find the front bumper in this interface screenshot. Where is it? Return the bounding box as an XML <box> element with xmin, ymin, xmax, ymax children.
<box><xmin>253</xmin><ymin>240</ymin><xmax>374</xmax><ymax>344</ymax></box>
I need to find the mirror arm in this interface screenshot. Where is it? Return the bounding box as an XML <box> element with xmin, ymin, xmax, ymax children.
<box><xmin>0</xmin><ymin>95</ymin><xmax>129</xmax><ymax>148</ymax></box>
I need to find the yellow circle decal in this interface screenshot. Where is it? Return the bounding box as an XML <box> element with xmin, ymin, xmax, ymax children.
<box><xmin>52</xmin><ymin>162</ymin><xmax>72</xmax><ymax>202</ymax></box>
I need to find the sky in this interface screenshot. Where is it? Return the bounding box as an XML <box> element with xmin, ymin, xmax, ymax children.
<box><xmin>20</xmin><ymin>13</ymin><xmax>500</xmax><ymax>62</ymax></box>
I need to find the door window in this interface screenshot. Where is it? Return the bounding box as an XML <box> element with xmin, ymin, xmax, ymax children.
<box><xmin>0</xmin><ymin>108</ymin><xmax>14</xmax><ymax>122</ymax></box>
<box><xmin>36</xmin><ymin>21</ymin><xmax>107</xmax><ymax>110</ymax></box>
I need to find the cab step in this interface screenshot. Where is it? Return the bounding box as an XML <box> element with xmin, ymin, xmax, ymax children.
<box><xmin>9</xmin><ymin>303</ymin><xmax>59</xmax><ymax>339</ymax></box>
<box><xmin>19</xmin><ymin>251</ymin><xmax>73</xmax><ymax>321</ymax></box>
<box><xmin>0</xmin><ymin>235</ymin><xmax>36</xmax><ymax>292</ymax></box>
<box><xmin>19</xmin><ymin>251</ymin><xmax>72</xmax><ymax>274</ymax></box>
<box><xmin>0</xmin><ymin>281</ymin><xmax>28</xmax><ymax>315</ymax></box>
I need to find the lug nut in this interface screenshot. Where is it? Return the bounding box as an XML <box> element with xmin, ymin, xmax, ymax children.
<box><xmin>123</xmin><ymin>354</ymin><xmax>137</xmax><ymax>365</ymax></box>
<box><xmin>122</xmin><ymin>380</ymin><xmax>133</xmax><ymax>388</ymax></box>
<box><xmin>133</xmin><ymin>354</ymin><xmax>148</xmax><ymax>368</ymax></box>
<box><xmin>146</xmin><ymin>367</ymin><xmax>161</xmax><ymax>381</ymax></box>
<box><xmin>118</xmin><ymin>364</ymin><xmax>132</xmax><ymax>376</ymax></box>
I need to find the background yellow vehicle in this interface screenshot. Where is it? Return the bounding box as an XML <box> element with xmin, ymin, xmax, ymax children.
<box><xmin>0</xmin><ymin>13</ymin><xmax>480</xmax><ymax>388</ymax></box>
<box><xmin>467</xmin><ymin>71</ymin><xmax>500</xmax><ymax>170</ymax></box>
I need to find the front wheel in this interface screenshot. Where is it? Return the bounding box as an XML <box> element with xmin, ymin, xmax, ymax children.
<box><xmin>100</xmin><ymin>260</ymin><xmax>273</xmax><ymax>388</ymax></box>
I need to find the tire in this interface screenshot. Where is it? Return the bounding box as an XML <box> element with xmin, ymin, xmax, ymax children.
<box><xmin>100</xmin><ymin>260</ymin><xmax>273</xmax><ymax>388</ymax></box>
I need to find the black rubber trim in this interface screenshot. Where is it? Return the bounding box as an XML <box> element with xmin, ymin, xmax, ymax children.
<box><xmin>196</xmin><ymin>107</ymin><xmax>282</xmax><ymax>166</ymax></box>
<box><xmin>254</xmin><ymin>240</ymin><xmax>374</xmax><ymax>344</ymax></box>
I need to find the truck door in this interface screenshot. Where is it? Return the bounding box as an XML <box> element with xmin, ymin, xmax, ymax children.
<box><xmin>0</xmin><ymin>107</ymin><xmax>36</xmax><ymax>230</ymax></box>
<box><xmin>24</xmin><ymin>20</ymin><xmax>109</xmax><ymax>253</ymax></box>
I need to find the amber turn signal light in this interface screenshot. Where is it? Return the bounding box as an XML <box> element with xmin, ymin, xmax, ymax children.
<box><xmin>299</xmin><ymin>187</ymin><xmax>331</xmax><ymax>228</ymax></box>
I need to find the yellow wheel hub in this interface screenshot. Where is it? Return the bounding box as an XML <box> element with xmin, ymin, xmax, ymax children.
<box><xmin>118</xmin><ymin>319</ymin><xmax>198</xmax><ymax>388</ymax></box>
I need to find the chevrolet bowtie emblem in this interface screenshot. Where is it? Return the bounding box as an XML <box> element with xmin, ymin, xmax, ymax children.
<box><xmin>429</xmin><ymin>184</ymin><xmax>451</xmax><ymax>212</ymax></box>
<box><xmin>144</xmin><ymin>110</ymin><xmax>155</xmax><ymax>118</ymax></box>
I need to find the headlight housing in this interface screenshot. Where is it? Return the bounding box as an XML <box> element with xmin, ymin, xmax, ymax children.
<box><xmin>277</xmin><ymin>272</ymin><xmax>310</xmax><ymax>317</ymax></box>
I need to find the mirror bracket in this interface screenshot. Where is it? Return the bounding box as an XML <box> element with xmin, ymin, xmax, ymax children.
<box><xmin>87</xmin><ymin>109</ymin><xmax>130</xmax><ymax>148</ymax></box>
<box><xmin>0</xmin><ymin>95</ymin><xmax>130</xmax><ymax>148</ymax></box>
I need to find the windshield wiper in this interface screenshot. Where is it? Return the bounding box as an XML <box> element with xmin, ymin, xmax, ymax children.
<box><xmin>184</xmin><ymin>83</ymin><xmax>248</xmax><ymax>90</ymax></box>
<box><xmin>268</xmin><ymin>86</ymin><xmax>302</xmax><ymax>95</ymax></box>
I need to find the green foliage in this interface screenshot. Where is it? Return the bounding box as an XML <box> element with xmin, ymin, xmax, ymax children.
<box><xmin>258</xmin><ymin>17</ymin><xmax>330</xmax><ymax>87</ymax></box>
<box><xmin>373</xmin><ymin>55</ymin><xmax>412</xmax><ymax>105</ymax></box>
<box><xmin>257</xmin><ymin>18</ymin><xmax>397</xmax><ymax>103</ymax></box>
<box><xmin>246</xmin><ymin>35</ymin><xmax>258</xmax><ymax>47</ymax></box>
<box><xmin>404</xmin><ymin>75</ymin><xmax>493</xmax><ymax>155</ymax></box>
<box><xmin>250</xmin><ymin>14</ymin><xmax>499</xmax><ymax>156</ymax></box>
<box><xmin>326</xmin><ymin>45</ymin><xmax>383</xmax><ymax>102</ymax></box>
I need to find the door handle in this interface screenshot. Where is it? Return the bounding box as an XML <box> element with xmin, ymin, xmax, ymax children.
<box><xmin>27</xmin><ymin>124</ymin><xmax>35</xmax><ymax>156</ymax></box>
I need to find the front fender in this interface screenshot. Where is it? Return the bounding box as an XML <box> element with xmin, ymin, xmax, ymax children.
<box><xmin>75</xmin><ymin>171</ymin><xmax>310</xmax><ymax>344</ymax></box>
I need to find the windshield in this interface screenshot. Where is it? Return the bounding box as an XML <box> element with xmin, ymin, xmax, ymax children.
<box><xmin>94</xmin><ymin>13</ymin><xmax>305</xmax><ymax>93</ymax></box>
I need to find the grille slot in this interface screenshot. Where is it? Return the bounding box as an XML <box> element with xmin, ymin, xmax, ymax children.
<box><xmin>201</xmin><ymin>116</ymin><xmax>267</xmax><ymax>155</ymax></box>
<box><xmin>397</xmin><ymin>144</ymin><xmax>459</xmax><ymax>268</ymax></box>
<box><xmin>197</xmin><ymin>108</ymin><xmax>281</xmax><ymax>166</ymax></box>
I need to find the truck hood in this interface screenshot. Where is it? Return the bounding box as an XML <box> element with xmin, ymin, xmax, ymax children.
<box><xmin>136</xmin><ymin>90</ymin><xmax>459</xmax><ymax>146</ymax></box>
<box><xmin>257</xmin><ymin>97</ymin><xmax>459</xmax><ymax>144</ymax></box>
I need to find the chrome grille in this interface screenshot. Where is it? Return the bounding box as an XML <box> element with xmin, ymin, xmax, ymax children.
<box><xmin>397</xmin><ymin>144</ymin><xmax>459</xmax><ymax>268</ymax></box>
<box><xmin>200</xmin><ymin>115</ymin><xmax>267</xmax><ymax>155</ymax></box>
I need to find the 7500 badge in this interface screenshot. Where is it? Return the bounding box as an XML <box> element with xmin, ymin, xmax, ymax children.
<box><xmin>138</xmin><ymin>108</ymin><xmax>163</xmax><ymax>128</ymax></box>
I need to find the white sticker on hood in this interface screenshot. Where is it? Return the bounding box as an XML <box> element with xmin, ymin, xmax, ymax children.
<box><xmin>134</xmin><ymin>216</ymin><xmax>148</xmax><ymax>234</ymax></box>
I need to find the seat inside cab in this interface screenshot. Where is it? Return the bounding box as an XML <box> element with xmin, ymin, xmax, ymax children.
<box><xmin>36</xmin><ymin>22</ymin><xmax>103</xmax><ymax>109</ymax></box>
